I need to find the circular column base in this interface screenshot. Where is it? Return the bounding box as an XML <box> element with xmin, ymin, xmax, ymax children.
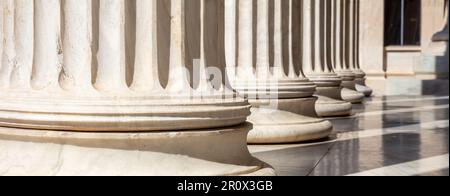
<box><xmin>250</xmin><ymin>97</ymin><xmax>318</xmax><ymax>117</ymax></box>
<box><xmin>314</xmin><ymin>86</ymin><xmax>343</xmax><ymax>100</ymax></box>
<box><xmin>355</xmin><ymin>78</ymin><xmax>373</xmax><ymax>97</ymax></box>
<box><xmin>341</xmin><ymin>88</ymin><xmax>365</xmax><ymax>104</ymax></box>
<box><xmin>355</xmin><ymin>83</ymin><xmax>373</xmax><ymax>97</ymax></box>
<box><xmin>341</xmin><ymin>80</ymin><xmax>357</xmax><ymax>90</ymax></box>
<box><xmin>315</xmin><ymin>95</ymin><xmax>352</xmax><ymax>117</ymax></box>
<box><xmin>0</xmin><ymin>123</ymin><xmax>275</xmax><ymax>176</ymax></box>
<box><xmin>0</xmin><ymin>93</ymin><xmax>251</xmax><ymax>132</ymax></box>
<box><xmin>247</xmin><ymin>108</ymin><xmax>333</xmax><ymax>144</ymax></box>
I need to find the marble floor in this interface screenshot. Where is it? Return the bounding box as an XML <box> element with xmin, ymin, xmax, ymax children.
<box><xmin>249</xmin><ymin>95</ymin><xmax>450</xmax><ymax>176</ymax></box>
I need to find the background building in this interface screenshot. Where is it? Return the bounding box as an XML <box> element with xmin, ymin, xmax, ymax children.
<box><xmin>360</xmin><ymin>0</ymin><xmax>449</xmax><ymax>96</ymax></box>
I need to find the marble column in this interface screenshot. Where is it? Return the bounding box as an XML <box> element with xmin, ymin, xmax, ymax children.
<box><xmin>0</xmin><ymin>0</ymin><xmax>273</xmax><ymax>176</ymax></box>
<box><xmin>333</xmin><ymin>0</ymin><xmax>365</xmax><ymax>103</ymax></box>
<box><xmin>351</xmin><ymin>0</ymin><xmax>373</xmax><ymax>97</ymax></box>
<box><xmin>227</xmin><ymin>0</ymin><xmax>332</xmax><ymax>144</ymax></box>
<box><xmin>303</xmin><ymin>0</ymin><xmax>352</xmax><ymax>117</ymax></box>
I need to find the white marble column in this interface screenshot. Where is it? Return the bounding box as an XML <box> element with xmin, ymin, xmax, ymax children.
<box><xmin>0</xmin><ymin>0</ymin><xmax>272</xmax><ymax>176</ymax></box>
<box><xmin>334</xmin><ymin>0</ymin><xmax>364</xmax><ymax>103</ymax></box>
<box><xmin>303</xmin><ymin>0</ymin><xmax>352</xmax><ymax>117</ymax></box>
<box><xmin>228</xmin><ymin>0</ymin><xmax>332</xmax><ymax>144</ymax></box>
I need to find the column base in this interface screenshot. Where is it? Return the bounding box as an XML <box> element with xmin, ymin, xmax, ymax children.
<box><xmin>342</xmin><ymin>80</ymin><xmax>357</xmax><ymax>90</ymax></box>
<box><xmin>315</xmin><ymin>86</ymin><xmax>343</xmax><ymax>100</ymax></box>
<box><xmin>0</xmin><ymin>93</ymin><xmax>251</xmax><ymax>132</ymax></box>
<box><xmin>315</xmin><ymin>95</ymin><xmax>352</xmax><ymax>117</ymax></box>
<box><xmin>250</xmin><ymin>97</ymin><xmax>318</xmax><ymax>117</ymax></box>
<box><xmin>0</xmin><ymin>123</ymin><xmax>275</xmax><ymax>176</ymax></box>
<box><xmin>355</xmin><ymin>83</ymin><xmax>373</xmax><ymax>97</ymax></box>
<box><xmin>341</xmin><ymin>88</ymin><xmax>365</xmax><ymax>104</ymax></box>
<box><xmin>247</xmin><ymin>108</ymin><xmax>333</xmax><ymax>144</ymax></box>
<box><xmin>355</xmin><ymin>77</ymin><xmax>373</xmax><ymax>97</ymax></box>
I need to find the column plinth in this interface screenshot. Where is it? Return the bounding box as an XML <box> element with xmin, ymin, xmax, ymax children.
<box><xmin>0</xmin><ymin>0</ymin><xmax>273</xmax><ymax>176</ymax></box>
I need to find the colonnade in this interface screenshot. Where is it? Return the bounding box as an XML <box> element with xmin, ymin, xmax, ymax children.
<box><xmin>0</xmin><ymin>0</ymin><xmax>372</xmax><ymax>176</ymax></box>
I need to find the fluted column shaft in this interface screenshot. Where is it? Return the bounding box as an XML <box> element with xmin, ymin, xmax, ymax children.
<box><xmin>303</xmin><ymin>0</ymin><xmax>342</xmax><ymax>90</ymax></box>
<box><xmin>0</xmin><ymin>0</ymin><xmax>251</xmax><ymax>132</ymax></box>
<box><xmin>334</xmin><ymin>0</ymin><xmax>356</xmax><ymax>82</ymax></box>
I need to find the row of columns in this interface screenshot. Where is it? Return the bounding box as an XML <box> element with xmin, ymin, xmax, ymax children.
<box><xmin>224</xmin><ymin>0</ymin><xmax>372</xmax><ymax>143</ymax></box>
<box><xmin>0</xmin><ymin>0</ymin><xmax>373</xmax><ymax>139</ymax></box>
<box><xmin>0</xmin><ymin>0</ymin><xmax>374</xmax><ymax>175</ymax></box>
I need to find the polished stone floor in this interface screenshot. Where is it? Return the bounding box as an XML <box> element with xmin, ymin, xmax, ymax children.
<box><xmin>249</xmin><ymin>95</ymin><xmax>450</xmax><ymax>176</ymax></box>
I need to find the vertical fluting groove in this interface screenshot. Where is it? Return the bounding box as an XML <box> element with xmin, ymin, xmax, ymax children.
<box><xmin>272</xmin><ymin>0</ymin><xmax>286</xmax><ymax>78</ymax></box>
<box><xmin>346</xmin><ymin>0</ymin><xmax>354</xmax><ymax>70</ymax></box>
<box><xmin>354</xmin><ymin>0</ymin><xmax>361</xmax><ymax>70</ymax></box>
<box><xmin>287</xmin><ymin>0</ymin><xmax>297</xmax><ymax>78</ymax></box>
<box><xmin>329</xmin><ymin>0</ymin><xmax>336</xmax><ymax>70</ymax></box>
<box><xmin>132</xmin><ymin>0</ymin><xmax>162</xmax><ymax>92</ymax></box>
<box><xmin>313</xmin><ymin>0</ymin><xmax>324</xmax><ymax>73</ymax></box>
<box><xmin>224</xmin><ymin>0</ymin><xmax>237</xmax><ymax>77</ymax></box>
<box><xmin>10</xmin><ymin>0</ymin><xmax>33</xmax><ymax>89</ymax></box>
<box><xmin>95</xmin><ymin>0</ymin><xmax>128</xmax><ymax>92</ymax></box>
<box><xmin>349</xmin><ymin>0</ymin><xmax>356</xmax><ymax>70</ymax></box>
<box><xmin>61</xmin><ymin>0</ymin><xmax>93</xmax><ymax>91</ymax></box>
<box><xmin>343</xmin><ymin>0</ymin><xmax>350</xmax><ymax>70</ymax></box>
<box><xmin>335</xmin><ymin>0</ymin><xmax>344</xmax><ymax>71</ymax></box>
<box><xmin>224</xmin><ymin>0</ymin><xmax>237</xmax><ymax>92</ymax></box>
<box><xmin>302</xmin><ymin>0</ymin><xmax>314</xmax><ymax>74</ymax></box>
<box><xmin>323</xmin><ymin>0</ymin><xmax>332</xmax><ymax>72</ymax></box>
<box><xmin>32</xmin><ymin>0</ymin><xmax>62</xmax><ymax>90</ymax></box>
<box><xmin>0</xmin><ymin>0</ymin><xmax>15</xmax><ymax>89</ymax></box>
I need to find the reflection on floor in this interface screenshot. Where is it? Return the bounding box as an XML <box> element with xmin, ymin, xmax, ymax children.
<box><xmin>249</xmin><ymin>95</ymin><xmax>450</xmax><ymax>176</ymax></box>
